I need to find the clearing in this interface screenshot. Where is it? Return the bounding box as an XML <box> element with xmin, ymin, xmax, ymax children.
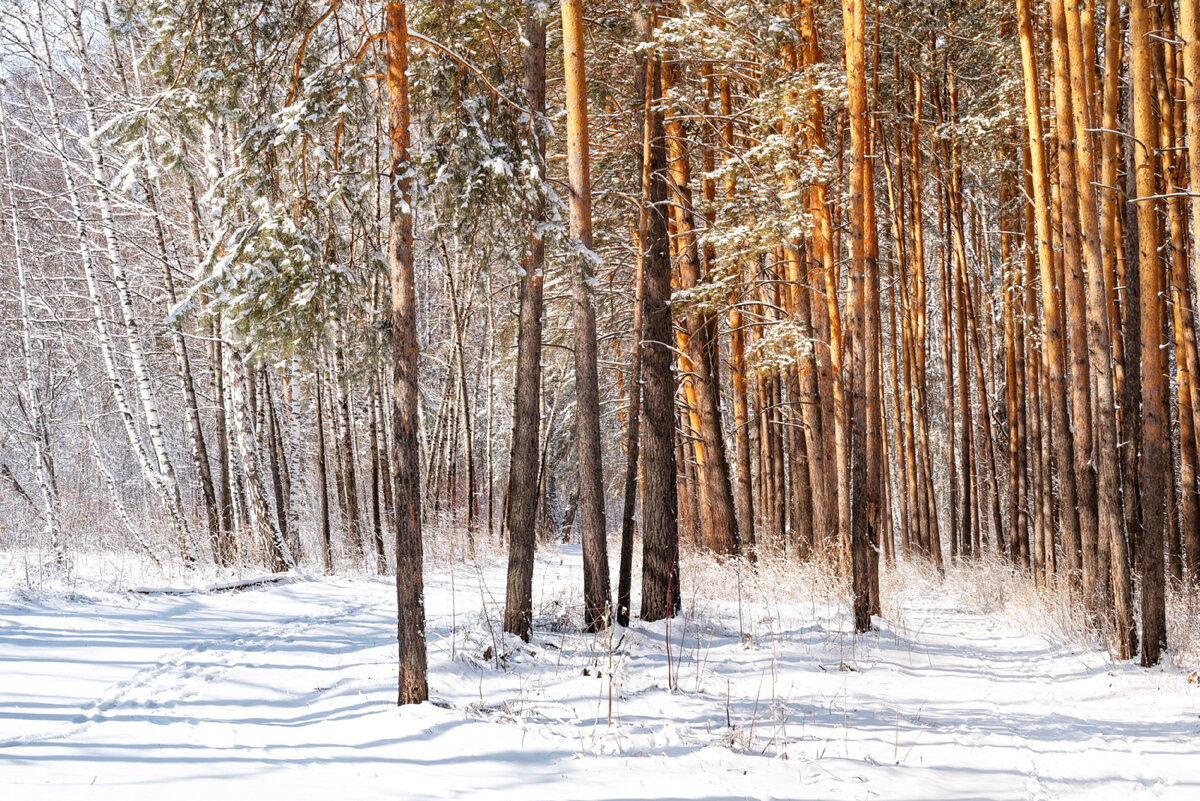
<box><xmin>1</xmin><ymin>547</ymin><xmax>1197</xmax><ymax>800</ymax></box>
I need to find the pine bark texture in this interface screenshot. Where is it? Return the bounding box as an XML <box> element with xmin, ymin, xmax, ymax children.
<box><xmin>386</xmin><ymin>1</ymin><xmax>429</xmax><ymax>705</ymax></box>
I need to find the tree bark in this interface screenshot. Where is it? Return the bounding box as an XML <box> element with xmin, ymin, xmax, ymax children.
<box><xmin>561</xmin><ymin>0</ymin><xmax>613</xmax><ymax>631</ymax></box>
<box><xmin>1181</xmin><ymin>0</ymin><xmax>1200</xmax><ymax>577</ymax></box>
<box><xmin>659</xmin><ymin>51</ymin><xmax>740</xmax><ymax>557</ymax></box>
<box><xmin>504</xmin><ymin>3</ymin><xmax>547</xmax><ymax>641</ymax></box>
<box><xmin>640</xmin><ymin>41</ymin><xmax>681</xmax><ymax>622</ymax></box>
<box><xmin>1131</xmin><ymin>0</ymin><xmax>1166</xmax><ymax>665</ymax></box>
<box><xmin>616</xmin><ymin>15</ymin><xmax>653</xmax><ymax>627</ymax></box>
<box><xmin>386</xmin><ymin>1</ymin><xmax>428</xmax><ymax>704</ymax></box>
<box><xmin>844</xmin><ymin>0</ymin><xmax>873</xmax><ymax>632</ymax></box>
<box><xmin>1016</xmin><ymin>0</ymin><xmax>1082</xmax><ymax>587</ymax></box>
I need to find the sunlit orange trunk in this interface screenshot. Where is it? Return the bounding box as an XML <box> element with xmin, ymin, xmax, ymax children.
<box><xmin>659</xmin><ymin>49</ymin><xmax>741</xmax><ymax>555</ymax></box>
<box><xmin>1131</xmin><ymin>0</ymin><xmax>1166</xmax><ymax>665</ymax></box>
<box><xmin>1016</xmin><ymin>0</ymin><xmax>1081</xmax><ymax>586</ymax></box>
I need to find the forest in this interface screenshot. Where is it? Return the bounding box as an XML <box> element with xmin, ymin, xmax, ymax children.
<box><xmin>1</xmin><ymin>1</ymin><xmax>1199</xmax><ymax>798</ymax></box>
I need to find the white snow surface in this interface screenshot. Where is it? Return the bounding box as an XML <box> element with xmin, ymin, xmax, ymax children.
<box><xmin>2</xmin><ymin>546</ymin><xmax>1198</xmax><ymax>800</ymax></box>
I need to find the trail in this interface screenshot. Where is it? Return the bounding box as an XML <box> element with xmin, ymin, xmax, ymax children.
<box><xmin>1</xmin><ymin>549</ymin><xmax>1196</xmax><ymax>800</ymax></box>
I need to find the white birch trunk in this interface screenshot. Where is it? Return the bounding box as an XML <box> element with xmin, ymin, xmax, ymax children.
<box><xmin>1</xmin><ymin>95</ymin><xmax>63</xmax><ymax>559</ymax></box>
<box><xmin>30</xmin><ymin>6</ymin><xmax>193</xmax><ymax>561</ymax></box>
<box><xmin>145</xmin><ymin>162</ymin><xmax>222</xmax><ymax>559</ymax></box>
<box><xmin>224</xmin><ymin>330</ymin><xmax>295</xmax><ymax>571</ymax></box>
<box><xmin>64</xmin><ymin>3</ymin><xmax>193</xmax><ymax>555</ymax></box>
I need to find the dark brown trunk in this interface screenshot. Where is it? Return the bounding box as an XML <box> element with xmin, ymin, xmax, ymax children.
<box><xmin>503</xmin><ymin>3</ymin><xmax>547</xmax><ymax>642</ymax></box>
<box><xmin>639</xmin><ymin>43</ymin><xmax>680</xmax><ymax>620</ymax></box>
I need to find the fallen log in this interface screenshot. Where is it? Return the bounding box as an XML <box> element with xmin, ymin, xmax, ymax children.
<box><xmin>129</xmin><ymin>572</ymin><xmax>293</xmax><ymax>595</ymax></box>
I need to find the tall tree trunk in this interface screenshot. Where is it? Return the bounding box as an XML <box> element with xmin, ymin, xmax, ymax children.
<box><xmin>446</xmin><ymin>246</ymin><xmax>478</xmax><ymax>554</ymax></box>
<box><xmin>504</xmin><ymin>3</ymin><xmax>547</xmax><ymax>641</ymax></box>
<box><xmin>640</xmin><ymin>45</ymin><xmax>681</xmax><ymax>622</ymax></box>
<box><xmin>937</xmin><ymin>173</ymin><xmax>960</xmax><ymax>561</ymax></box>
<box><xmin>386</xmin><ymin>1</ymin><xmax>428</xmax><ymax>704</ymax></box>
<box><xmin>907</xmin><ymin>67</ymin><xmax>941</xmax><ymax>568</ymax></box>
<box><xmin>1131</xmin><ymin>0</ymin><xmax>1167</xmax><ymax>666</ymax></box>
<box><xmin>864</xmin><ymin>7</ymin><xmax>883</xmax><ymax>615</ymax></box>
<box><xmin>1024</xmin><ymin>135</ymin><xmax>1057</xmax><ymax>580</ymax></box>
<box><xmin>561</xmin><ymin>0</ymin><xmax>613</xmax><ymax>630</ymax></box>
<box><xmin>1154</xmin><ymin>8</ymin><xmax>1200</xmax><ymax>583</ymax></box>
<box><xmin>368</xmin><ymin>376</ymin><xmax>388</xmax><ymax>574</ymax></box>
<box><xmin>1028</xmin><ymin>217</ymin><xmax>1052</xmax><ymax>577</ymax></box>
<box><xmin>1063</xmin><ymin>0</ymin><xmax>1129</xmax><ymax>616</ymax></box>
<box><xmin>966</xmin><ymin>269</ymin><xmax>1004</xmax><ymax>557</ymax></box>
<box><xmin>722</xmin><ymin>73</ymin><xmax>757</xmax><ymax>558</ymax></box>
<box><xmin>1180</xmin><ymin>0</ymin><xmax>1200</xmax><ymax>578</ymax></box>
<box><xmin>1047</xmin><ymin>0</ymin><xmax>1097</xmax><ymax>591</ymax></box>
<box><xmin>942</xmin><ymin>83</ymin><xmax>974</xmax><ymax>560</ymax></box>
<box><xmin>801</xmin><ymin>0</ymin><xmax>849</xmax><ymax>567</ymax></box>
<box><xmin>66</xmin><ymin>1</ymin><xmax>194</xmax><ymax>563</ymax></box>
<box><xmin>1002</xmin><ymin>165</ymin><xmax>1027</xmax><ymax>565</ymax></box>
<box><xmin>659</xmin><ymin>49</ymin><xmax>740</xmax><ymax>557</ymax></box>
<box><xmin>0</xmin><ymin>96</ymin><xmax>61</xmax><ymax>559</ymax></box>
<box><xmin>844</xmin><ymin>0</ymin><xmax>873</xmax><ymax>632</ymax></box>
<box><xmin>334</xmin><ymin>337</ymin><xmax>364</xmax><ymax>557</ymax></box>
<box><xmin>261</xmin><ymin>371</ymin><xmax>293</xmax><ymax>563</ymax></box>
<box><xmin>1016</xmin><ymin>0</ymin><xmax>1082</xmax><ymax>587</ymax></box>
<box><xmin>617</xmin><ymin>14</ymin><xmax>654</xmax><ymax>627</ymax></box>
<box><xmin>210</xmin><ymin>317</ymin><xmax>236</xmax><ymax>563</ymax></box>
<box><xmin>315</xmin><ymin>367</ymin><xmax>334</xmax><ymax>571</ymax></box>
<box><xmin>148</xmin><ymin>170</ymin><xmax>222</xmax><ymax>561</ymax></box>
<box><xmin>226</xmin><ymin>345</ymin><xmax>293</xmax><ymax>573</ymax></box>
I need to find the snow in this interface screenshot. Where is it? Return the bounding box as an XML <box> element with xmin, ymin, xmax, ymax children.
<box><xmin>2</xmin><ymin>546</ymin><xmax>1198</xmax><ymax>800</ymax></box>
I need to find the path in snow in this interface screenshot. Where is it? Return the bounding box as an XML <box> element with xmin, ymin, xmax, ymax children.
<box><xmin>1</xmin><ymin>548</ymin><xmax>1197</xmax><ymax>800</ymax></box>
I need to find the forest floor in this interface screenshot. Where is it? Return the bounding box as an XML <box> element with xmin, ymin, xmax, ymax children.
<box><xmin>1</xmin><ymin>544</ymin><xmax>1198</xmax><ymax>800</ymax></box>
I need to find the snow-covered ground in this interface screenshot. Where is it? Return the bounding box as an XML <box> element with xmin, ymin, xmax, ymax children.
<box><xmin>2</xmin><ymin>546</ymin><xmax>1198</xmax><ymax>800</ymax></box>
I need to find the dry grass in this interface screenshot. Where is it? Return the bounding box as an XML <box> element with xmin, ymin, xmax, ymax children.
<box><xmin>8</xmin><ymin>509</ymin><xmax>1198</xmax><ymax>673</ymax></box>
<box><xmin>883</xmin><ymin>553</ymin><xmax>1096</xmax><ymax>651</ymax></box>
<box><xmin>679</xmin><ymin>542</ymin><xmax>845</xmax><ymax>608</ymax></box>
<box><xmin>882</xmin><ymin>552</ymin><xmax>1200</xmax><ymax>671</ymax></box>
<box><xmin>1166</xmin><ymin>580</ymin><xmax>1200</xmax><ymax>671</ymax></box>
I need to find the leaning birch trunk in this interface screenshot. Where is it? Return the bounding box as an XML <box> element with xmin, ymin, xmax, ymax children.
<box><xmin>225</xmin><ymin>341</ymin><xmax>293</xmax><ymax>573</ymax></box>
<box><xmin>333</xmin><ymin>334</ymin><xmax>365</xmax><ymax>557</ymax></box>
<box><xmin>147</xmin><ymin>168</ymin><xmax>223</xmax><ymax>561</ymax></box>
<box><xmin>76</xmin><ymin>378</ymin><xmax>163</xmax><ymax>570</ymax></box>
<box><xmin>65</xmin><ymin>2</ymin><xmax>194</xmax><ymax>560</ymax></box>
<box><xmin>1</xmin><ymin>95</ymin><xmax>62</xmax><ymax>560</ymax></box>
<box><xmin>367</xmin><ymin>377</ymin><xmax>387</xmax><ymax>574</ymax></box>
<box><xmin>31</xmin><ymin>15</ymin><xmax>192</xmax><ymax>562</ymax></box>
